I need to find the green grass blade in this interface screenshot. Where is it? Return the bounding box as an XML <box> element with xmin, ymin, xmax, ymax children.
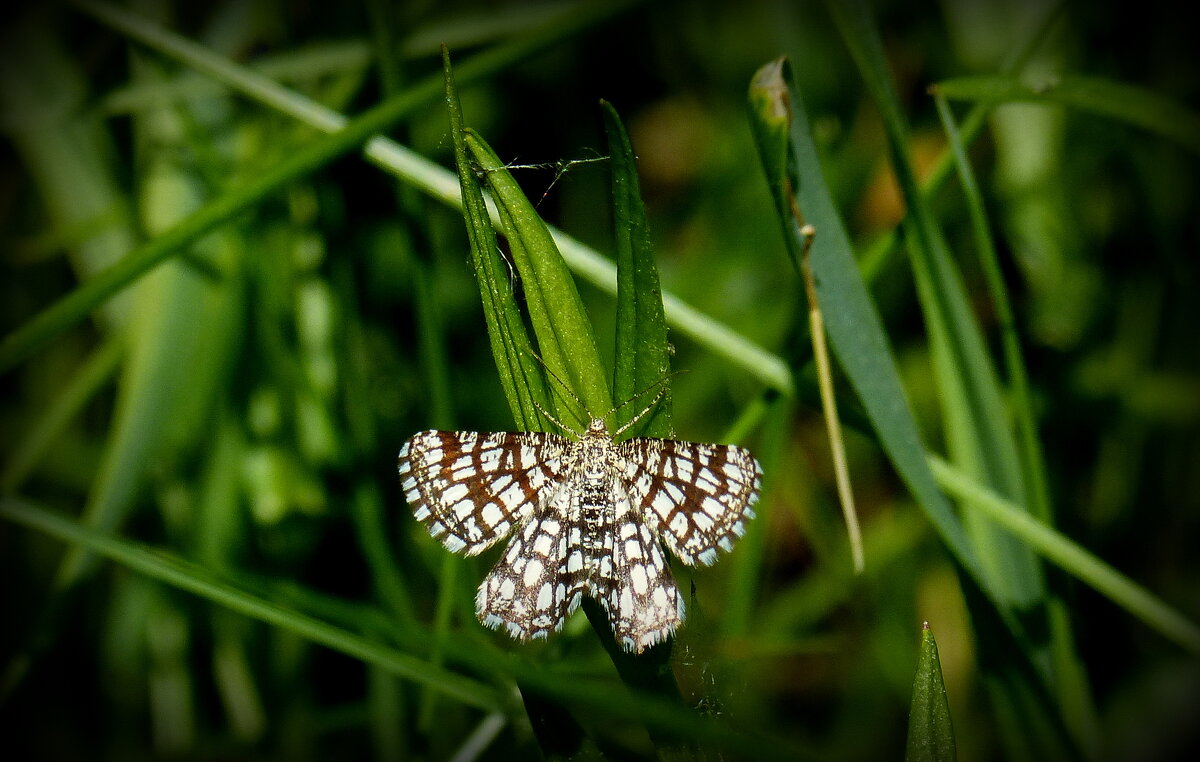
<box><xmin>906</xmin><ymin>623</ymin><xmax>957</xmax><ymax>762</ymax></box>
<box><xmin>0</xmin><ymin>12</ymin><xmax>139</xmax><ymax>330</ymax></box>
<box><xmin>855</xmin><ymin>1</ymin><xmax>1067</xmax><ymax>286</ymax></box>
<box><xmin>0</xmin><ymin>90</ymin><xmax>414</xmax><ymax>374</ymax></box>
<box><xmin>602</xmin><ymin>100</ymin><xmax>673</xmax><ymax>438</ymax></box>
<box><xmin>74</xmin><ymin>0</ymin><xmax>794</xmax><ymax>400</ymax></box>
<box><xmin>55</xmin><ymin>68</ymin><xmax>248</xmax><ymax>587</ymax></box>
<box><xmin>11</xmin><ymin>502</ymin><xmax>819</xmax><ymax>755</ymax></box>
<box><xmin>935</xmin><ymin>93</ymin><xmax>1101</xmax><ymax>753</ymax></box>
<box><xmin>930</xmin><ymin>457</ymin><xmax>1200</xmax><ymax>654</ymax></box>
<box><xmin>826</xmin><ymin>0</ymin><xmax>1041</xmax><ymax>614</ymax></box>
<box><xmin>442</xmin><ymin>48</ymin><xmax>550</xmax><ymax>431</ymax></box>
<box><xmin>825</xmin><ymin>2</ymin><xmax>1076</xmax><ymax>755</ymax></box>
<box><xmin>931</xmin><ymin>74</ymin><xmax>1200</xmax><ymax>157</ymax></box>
<box><xmin>0</xmin><ymin>16</ymin><xmax>593</xmax><ymax>377</ymax></box>
<box><xmin>466</xmin><ymin>131</ymin><xmax>612</xmax><ymax>423</ymax></box>
<box><xmin>0</xmin><ymin>337</ymin><xmax>123</xmax><ymax>492</ymax></box>
<box><xmin>0</xmin><ymin>496</ymin><xmax>505</xmax><ymax>712</ymax></box>
<box><xmin>746</xmin><ymin>57</ymin><xmax>986</xmax><ymax>594</ymax></box>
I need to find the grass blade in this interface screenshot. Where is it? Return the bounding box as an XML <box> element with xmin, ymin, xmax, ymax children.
<box><xmin>442</xmin><ymin>48</ymin><xmax>550</xmax><ymax>431</ymax></box>
<box><xmin>73</xmin><ymin>0</ymin><xmax>793</xmax><ymax>398</ymax></box>
<box><xmin>0</xmin><ymin>8</ymin><xmax>615</xmax><ymax>377</ymax></box>
<box><xmin>906</xmin><ymin>623</ymin><xmax>957</xmax><ymax>762</ymax></box>
<box><xmin>465</xmin><ymin>130</ymin><xmax>612</xmax><ymax>423</ymax></box>
<box><xmin>0</xmin><ymin>496</ymin><xmax>505</xmax><ymax>712</ymax></box>
<box><xmin>934</xmin><ymin>93</ymin><xmax>1100</xmax><ymax>752</ymax></box>
<box><xmin>931</xmin><ymin>74</ymin><xmax>1200</xmax><ymax>157</ymax></box>
<box><xmin>0</xmin><ymin>337</ymin><xmax>123</xmax><ymax>492</ymax></box>
<box><xmin>746</xmin><ymin>57</ymin><xmax>986</xmax><ymax>600</ymax></box>
<box><xmin>825</xmin><ymin>0</ymin><xmax>1041</xmax><ymax>614</ymax></box>
<box><xmin>602</xmin><ymin>100</ymin><xmax>673</xmax><ymax>438</ymax></box>
<box><xmin>930</xmin><ymin>457</ymin><xmax>1200</xmax><ymax>654</ymax></box>
<box><xmin>824</xmin><ymin>2</ymin><xmax>1075</xmax><ymax>755</ymax></box>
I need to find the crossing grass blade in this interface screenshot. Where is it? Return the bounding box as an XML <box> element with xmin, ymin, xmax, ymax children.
<box><xmin>822</xmin><ymin>0</ymin><xmax>1086</xmax><ymax>755</ymax></box>
<box><xmin>1</xmin><ymin>496</ymin><xmax>506</xmax><ymax>712</ymax></box>
<box><xmin>746</xmin><ymin>57</ymin><xmax>988</xmax><ymax>610</ymax></box>
<box><xmin>931</xmin><ymin>74</ymin><xmax>1200</xmax><ymax>157</ymax></box>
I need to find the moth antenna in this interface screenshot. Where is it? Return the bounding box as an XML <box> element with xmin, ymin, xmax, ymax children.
<box><xmin>532</xmin><ymin>397</ymin><xmax>581</xmax><ymax>438</ymax></box>
<box><xmin>607</xmin><ymin>369</ymin><xmax>687</xmax><ymax>438</ymax></box>
<box><xmin>612</xmin><ymin>384</ymin><xmax>670</xmax><ymax>439</ymax></box>
<box><xmin>527</xmin><ymin>348</ymin><xmax>589</xmax><ymax>427</ymax></box>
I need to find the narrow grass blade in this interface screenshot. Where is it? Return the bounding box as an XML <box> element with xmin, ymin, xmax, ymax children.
<box><xmin>825</xmin><ymin>0</ymin><xmax>1041</xmax><ymax>614</ymax></box>
<box><xmin>855</xmin><ymin>1</ymin><xmax>1067</xmax><ymax>286</ymax></box>
<box><xmin>930</xmin><ymin>457</ymin><xmax>1200</xmax><ymax>654</ymax></box>
<box><xmin>746</xmin><ymin>57</ymin><xmax>986</xmax><ymax>602</ymax></box>
<box><xmin>931</xmin><ymin>74</ymin><xmax>1200</xmax><ymax>157</ymax></box>
<box><xmin>0</xmin><ymin>337</ymin><xmax>123</xmax><ymax>492</ymax></box>
<box><xmin>442</xmin><ymin>47</ymin><xmax>550</xmax><ymax>431</ymax></box>
<box><xmin>55</xmin><ymin>66</ymin><xmax>247</xmax><ymax>588</ymax></box>
<box><xmin>602</xmin><ymin>100</ymin><xmax>673</xmax><ymax>439</ymax></box>
<box><xmin>0</xmin><ymin>12</ymin><xmax>139</xmax><ymax>329</ymax></box>
<box><xmin>825</xmin><ymin>2</ymin><xmax>1072</xmax><ymax>754</ymax></box>
<box><xmin>906</xmin><ymin>623</ymin><xmax>957</xmax><ymax>762</ymax></box>
<box><xmin>935</xmin><ymin>94</ymin><xmax>1100</xmax><ymax>753</ymax></box>
<box><xmin>2</xmin><ymin>496</ymin><xmax>820</xmax><ymax>757</ymax></box>
<box><xmin>465</xmin><ymin>131</ymin><xmax>612</xmax><ymax>423</ymax></box>
<box><xmin>0</xmin><ymin>496</ymin><xmax>505</xmax><ymax>712</ymax></box>
<box><xmin>0</xmin><ymin>16</ymin><xmax>601</xmax><ymax>377</ymax></box>
<box><xmin>76</xmin><ymin>0</ymin><xmax>793</xmax><ymax>399</ymax></box>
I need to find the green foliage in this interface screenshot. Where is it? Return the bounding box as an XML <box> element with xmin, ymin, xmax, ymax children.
<box><xmin>907</xmin><ymin>624</ymin><xmax>957</xmax><ymax>762</ymax></box>
<box><xmin>2</xmin><ymin>1</ymin><xmax>1198</xmax><ymax>760</ymax></box>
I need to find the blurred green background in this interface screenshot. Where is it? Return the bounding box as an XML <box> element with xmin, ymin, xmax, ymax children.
<box><xmin>1</xmin><ymin>0</ymin><xmax>1197</xmax><ymax>760</ymax></box>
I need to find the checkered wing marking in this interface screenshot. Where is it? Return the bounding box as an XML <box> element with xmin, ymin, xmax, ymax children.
<box><xmin>619</xmin><ymin>439</ymin><xmax>762</xmax><ymax>566</ymax></box>
<box><xmin>600</xmin><ymin>487</ymin><xmax>685</xmax><ymax>652</ymax></box>
<box><xmin>397</xmin><ymin>430</ymin><xmax>569</xmax><ymax>555</ymax></box>
<box><xmin>477</xmin><ymin>485</ymin><xmax>583</xmax><ymax>640</ymax></box>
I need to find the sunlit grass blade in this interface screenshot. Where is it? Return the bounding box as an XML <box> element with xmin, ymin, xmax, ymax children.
<box><xmin>931</xmin><ymin>74</ymin><xmax>1200</xmax><ymax>157</ymax></box>
<box><xmin>73</xmin><ymin>0</ymin><xmax>793</xmax><ymax>400</ymax></box>
<box><xmin>602</xmin><ymin>100</ymin><xmax>673</xmax><ymax>439</ymax></box>
<box><xmin>906</xmin><ymin>623</ymin><xmax>957</xmax><ymax>762</ymax></box>
<box><xmin>0</xmin><ymin>12</ymin><xmax>605</xmax><ymax>377</ymax></box>
<box><xmin>0</xmin><ymin>496</ymin><xmax>506</xmax><ymax>712</ymax></box>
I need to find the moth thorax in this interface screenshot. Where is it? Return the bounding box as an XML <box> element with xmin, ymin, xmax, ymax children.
<box><xmin>582</xmin><ymin>442</ymin><xmax>609</xmax><ymax>480</ymax></box>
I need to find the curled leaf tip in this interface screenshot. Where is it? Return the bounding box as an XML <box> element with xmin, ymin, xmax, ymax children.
<box><xmin>751</xmin><ymin>57</ymin><xmax>792</xmax><ymax>121</ymax></box>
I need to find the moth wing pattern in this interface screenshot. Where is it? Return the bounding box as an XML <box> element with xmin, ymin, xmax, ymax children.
<box><xmin>398</xmin><ymin>430</ymin><xmax>569</xmax><ymax>556</ymax></box>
